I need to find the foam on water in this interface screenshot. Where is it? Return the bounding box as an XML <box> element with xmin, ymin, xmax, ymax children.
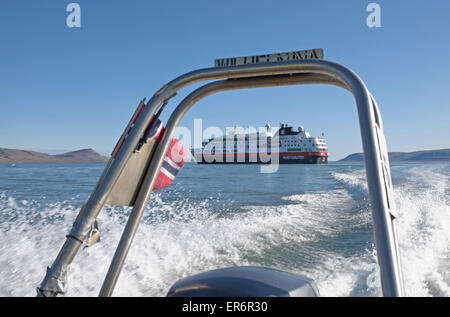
<box><xmin>329</xmin><ymin>164</ymin><xmax>450</xmax><ymax>296</ymax></box>
<box><xmin>392</xmin><ymin>165</ymin><xmax>450</xmax><ymax>296</ymax></box>
<box><xmin>281</xmin><ymin>172</ymin><xmax>380</xmax><ymax>297</ymax></box>
<box><xmin>0</xmin><ymin>197</ymin><xmax>80</xmax><ymax>296</ymax></box>
<box><xmin>0</xmin><ymin>163</ymin><xmax>448</xmax><ymax>297</ymax></box>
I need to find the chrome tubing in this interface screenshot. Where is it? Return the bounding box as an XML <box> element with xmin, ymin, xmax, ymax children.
<box><xmin>100</xmin><ymin>66</ymin><xmax>403</xmax><ymax>297</ymax></box>
<box><xmin>39</xmin><ymin>59</ymin><xmax>403</xmax><ymax>298</ymax></box>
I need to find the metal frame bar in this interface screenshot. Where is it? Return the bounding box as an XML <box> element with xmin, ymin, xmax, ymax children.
<box><xmin>38</xmin><ymin>60</ymin><xmax>404</xmax><ymax>297</ymax></box>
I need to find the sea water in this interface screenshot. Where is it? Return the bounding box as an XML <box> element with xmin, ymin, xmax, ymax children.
<box><xmin>0</xmin><ymin>162</ymin><xmax>448</xmax><ymax>297</ymax></box>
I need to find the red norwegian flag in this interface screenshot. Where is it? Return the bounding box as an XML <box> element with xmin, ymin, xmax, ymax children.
<box><xmin>154</xmin><ymin>136</ymin><xmax>186</xmax><ymax>190</ymax></box>
<box><xmin>111</xmin><ymin>100</ymin><xmax>186</xmax><ymax>191</ymax></box>
<box><xmin>141</xmin><ymin>117</ymin><xmax>187</xmax><ymax>190</ymax></box>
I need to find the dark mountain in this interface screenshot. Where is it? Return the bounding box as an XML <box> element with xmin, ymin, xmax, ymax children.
<box><xmin>54</xmin><ymin>149</ymin><xmax>108</xmax><ymax>163</ymax></box>
<box><xmin>339</xmin><ymin>148</ymin><xmax>450</xmax><ymax>162</ymax></box>
<box><xmin>0</xmin><ymin>148</ymin><xmax>109</xmax><ymax>164</ymax></box>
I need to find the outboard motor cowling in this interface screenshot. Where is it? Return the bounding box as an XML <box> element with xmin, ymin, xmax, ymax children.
<box><xmin>167</xmin><ymin>266</ymin><xmax>319</xmax><ymax>297</ymax></box>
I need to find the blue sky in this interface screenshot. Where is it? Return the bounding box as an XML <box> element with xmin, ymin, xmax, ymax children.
<box><xmin>1</xmin><ymin>0</ymin><xmax>449</xmax><ymax>160</ymax></box>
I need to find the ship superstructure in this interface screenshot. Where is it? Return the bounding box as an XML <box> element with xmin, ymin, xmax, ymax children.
<box><xmin>192</xmin><ymin>123</ymin><xmax>328</xmax><ymax>164</ymax></box>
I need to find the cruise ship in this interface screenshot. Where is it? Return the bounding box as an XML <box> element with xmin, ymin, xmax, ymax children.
<box><xmin>192</xmin><ymin>123</ymin><xmax>328</xmax><ymax>164</ymax></box>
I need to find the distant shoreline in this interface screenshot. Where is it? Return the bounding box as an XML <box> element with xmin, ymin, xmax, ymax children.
<box><xmin>339</xmin><ymin>148</ymin><xmax>450</xmax><ymax>162</ymax></box>
<box><xmin>2</xmin><ymin>147</ymin><xmax>450</xmax><ymax>164</ymax></box>
<box><xmin>0</xmin><ymin>148</ymin><xmax>109</xmax><ymax>164</ymax></box>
